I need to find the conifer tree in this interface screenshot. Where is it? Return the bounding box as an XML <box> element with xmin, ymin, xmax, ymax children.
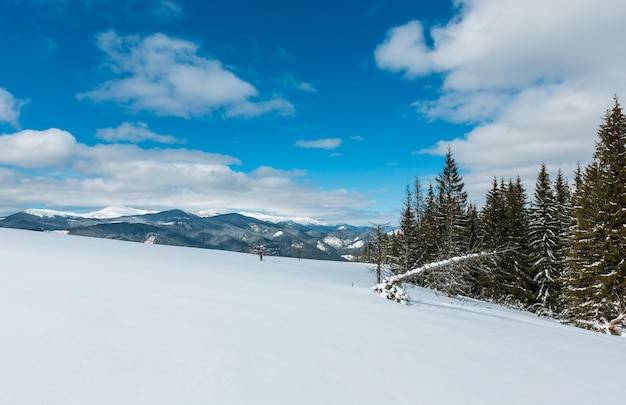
<box><xmin>368</xmin><ymin>223</ymin><xmax>390</xmax><ymax>284</ymax></box>
<box><xmin>423</xmin><ymin>148</ymin><xmax>472</xmax><ymax>295</ymax></box>
<box><xmin>565</xmin><ymin>97</ymin><xmax>626</xmax><ymax>326</ymax></box>
<box><xmin>505</xmin><ymin>177</ymin><xmax>535</xmax><ymax>305</ymax></box>
<box><xmin>393</xmin><ymin>185</ymin><xmax>421</xmax><ymax>273</ymax></box>
<box><xmin>477</xmin><ymin>178</ymin><xmax>533</xmax><ymax>307</ymax></box>
<box><xmin>552</xmin><ymin>169</ymin><xmax>572</xmax><ymax>314</ymax></box>
<box><xmin>421</xmin><ymin>183</ymin><xmax>439</xmax><ymax>263</ymax></box>
<box><xmin>528</xmin><ymin>164</ymin><xmax>560</xmax><ymax>314</ymax></box>
<box><xmin>413</xmin><ymin>177</ymin><xmax>427</xmax><ymax>265</ymax></box>
<box><xmin>434</xmin><ymin>147</ymin><xmax>469</xmax><ymax>258</ymax></box>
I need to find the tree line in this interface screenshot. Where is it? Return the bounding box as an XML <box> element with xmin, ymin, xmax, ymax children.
<box><xmin>363</xmin><ymin>97</ymin><xmax>626</xmax><ymax>332</ymax></box>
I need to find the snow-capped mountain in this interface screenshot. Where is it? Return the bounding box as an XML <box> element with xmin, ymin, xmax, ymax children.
<box><xmin>0</xmin><ymin>208</ymin><xmax>375</xmax><ymax>261</ymax></box>
<box><xmin>24</xmin><ymin>206</ymin><xmax>157</xmax><ymax>219</ymax></box>
<box><xmin>236</xmin><ymin>211</ymin><xmax>328</xmax><ymax>226</ymax></box>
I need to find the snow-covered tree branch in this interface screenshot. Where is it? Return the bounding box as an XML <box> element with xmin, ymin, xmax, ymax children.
<box><xmin>373</xmin><ymin>251</ymin><xmax>501</xmax><ymax>303</ymax></box>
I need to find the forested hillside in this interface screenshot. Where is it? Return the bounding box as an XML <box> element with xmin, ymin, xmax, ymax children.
<box><xmin>364</xmin><ymin>97</ymin><xmax>626</xmax><ymax>333</ymax></box>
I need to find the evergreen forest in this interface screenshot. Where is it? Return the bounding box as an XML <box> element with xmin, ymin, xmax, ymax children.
<box><xmin>363</xmin><ymin>97</ymin><xmax>626</xmax><ymax>333</ymax></box>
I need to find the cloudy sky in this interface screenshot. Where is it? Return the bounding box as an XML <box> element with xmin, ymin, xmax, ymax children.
<box><xmin>1</xmin><ymin>0</ymin><xmax>624</xmax><ymax>224</ymax></box>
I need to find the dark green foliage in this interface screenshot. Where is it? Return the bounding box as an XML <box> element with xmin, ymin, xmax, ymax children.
<box><xmin>564</xmin><ymin>97</ymin><xmax>626</xmax><ymax>327</ymax></box>
<box><xmin>528</xmin><ymin>164</ymin><xmax>558</xmax><ymax>311</ymax></box>
<box><xmin>434</xmin><ymin>147</ymin><xmax>469</xmax><ymax>258</ymax></box>
<box><xmin>477</xmin><ymin>178</ymin><xmax>533</xmax><ymax>307</ymax></box>
<box><xmin>393</xmin><ymin>185</ymin><xmax>422</xmax><ymax>274</ymax></box>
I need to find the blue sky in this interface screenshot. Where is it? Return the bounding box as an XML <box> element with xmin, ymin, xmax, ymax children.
<box><xmin>1</xmin><ymin>0</ymin><xmax>625</xmax><ymax>225</ymax></box>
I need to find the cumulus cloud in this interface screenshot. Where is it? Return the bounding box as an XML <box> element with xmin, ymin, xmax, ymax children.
<box><xmin>0</xmin><ymin>128</ymin><xmax>78</xmax><ymax>168</ymax></box>
<box><xmin>78</xmin><ymin>31</ymin><xmax>293</xmax><ymax>118</ymax></box>
<box><xmin>0</xmin><ymin>87</ymin><xmax>27</xmax><ymax>127</ymax></box>
<box><xmin>295</xmin><ymin>138</ymin><xmax>342</xmax><ymax>149</ymax></box>
<box><xmin>96</xmin><ymin>121</ymin><xmax>182</xmax><ymax>144</ymax></box>
<box><xmin>376</xmin><ymin>0</ymin><xmax>626</xmax><ymax>202</ymax></box>
<box><xmin>0</xmin><ymin>128</ymin><xmax>372</xmax><ymax>223</ymax></box>
<box><xmin>374</xmin><ymin>20</ymin><xmax>434</xmax><ymax>78</ymax></box>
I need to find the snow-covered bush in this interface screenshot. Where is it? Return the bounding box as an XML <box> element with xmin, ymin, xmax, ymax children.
<box><xmin>373</xmin><ymin>281</ymin><xmax>409</xmax><ymax>304</ymax></box>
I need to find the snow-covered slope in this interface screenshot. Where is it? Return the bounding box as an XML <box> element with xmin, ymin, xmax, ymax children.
<box><xmin>1</xmin><ymin>228</ymin><xmax>623</xmax><ymax>404</ymax></box>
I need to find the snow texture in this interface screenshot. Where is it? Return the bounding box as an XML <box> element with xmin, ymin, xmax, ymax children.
<box><xmin>322</xmin><ymin>235</ymin><xmax>345</xmax><ymax>249</ymax></box>
<box><xmin>1</xmin><ymin>228</ymin><xmax>624</xmax><ymax>404</ymax></box>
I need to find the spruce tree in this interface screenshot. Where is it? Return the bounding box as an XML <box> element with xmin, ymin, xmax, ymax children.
<box><xmin>565</xmin><ymin>97</ymin><xmax>626</xmax><ymax>326</ymax></box>
<box><xmin>477</xmin><ymin>178</ymin><xmax>533</xmax><ymax>307</ymax></box>
<box><xmin>413</xmin><ymin>177</ymin><xmax>427</xmax><ymax>266</ymax></box>
<box><xmin>552</xmin><ymin>169</ymin><xmax>572</xmax><ymax>314</ymax></box>
<box><xmin>505</xmin><ymin>177</ymin><xmax>534</xmax><ymax>306</ymax></box>
<box><xmin>528</xmin><ymin>164</ymin><xmax>560</xmax><ymax>314</ymax></box>
<box><xmin>475</xmin><ymin>178</ymin><xmax>505</xmax><ymax>298</ymax></box>
<box><xmin>434</xmin><ymin>147</ymin><xmax>469</xmax><ymax>258</ymax></box>
<box><xmin>421</xmin><ymin>183</ymin><xmax>439</xmax><ymax>263</ymax></box>
<box><xmin>424</xmin><ymin>148</ymin><xmax>472</xmax><ymax>295</ymax></box>
<box><xmin>394</xmin><ymin>185</ymin><xmax>421</xmax><ymax>273</ymax></box>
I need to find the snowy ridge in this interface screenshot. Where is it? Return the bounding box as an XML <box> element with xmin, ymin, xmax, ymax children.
<box><xmin>24</xmin><ymin>206</ymin><xmax>156</xmax><ymax>219</ymax></box>
<box><xmin>237</xmin><ymin>211</ymin><xmax>327</xmax><ymax>226</ymax></box>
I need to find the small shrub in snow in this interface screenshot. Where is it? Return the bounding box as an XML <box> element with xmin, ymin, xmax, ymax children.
<box><xmin>373</xmin><ymin>281</ymin><xmax>409</xmax><ymax>304</ymax></box>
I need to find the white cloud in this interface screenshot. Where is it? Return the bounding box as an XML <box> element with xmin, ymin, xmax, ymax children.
<box><xmin>376</xmin><ymin>0</ymin><xmax>626</xmax><ymax>202</ymax></box>
<box><xmin>280</xmin><ymin>73</ymin><xmax>317</xmax><ymax>93</ymax></box>
<box><xmin>374</xmin><ymin>20</ymin><xmax>434</xmax><ymax>78</ymax></box>
<box><xmin>224</xmin><ymin>98</ymin><xmax>294</xmax><ymax>118</ymax></box>
<box><xmin>252</xmin><ymin>166</ymin><xmax>307</xmax><ymax>178</ymax></box>
<box><xmin>78</xmin><ymin>31</ymin><xmax>292</xmax><ymax>118</ymax></box>
<box><xmin>0</xmin><ymin>128</ymin><xmax>78</xmax><ymax>168</ymax></box>
<box><xmin>295</xmin><ymin>138</ymin><xmax>342</xmax><ymax>149</ymax></box>
<box><xmin>0</xmin><ymin>87</ymin><xmax>27</xmax><ymax>127</ymax></box>
<box><xmin>96</xmin><ymin>122</ymin><xmax>181</xmax><ymax>144</ymax></box>
<box><xmin>0</xmin><ymin>128</ymin><xmax>372</xmax><ymax>223</ymax></box>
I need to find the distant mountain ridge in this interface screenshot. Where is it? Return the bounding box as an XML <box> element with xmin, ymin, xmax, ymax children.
<box><xmin>0</xmin><ymin>208</ymin><xmax>374</xmax><ymax>261</ymax></box>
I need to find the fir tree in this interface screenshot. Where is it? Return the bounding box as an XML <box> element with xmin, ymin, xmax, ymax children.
<box><xmin>421</xmin><ymin>183</ymin><xmax>439</xmax><ymax>263</ymax></box>
<box><xmin>565</xmin><ymin>97</ymin><xmax>626</xmax><ymax>327</ymax></box>
<box><xmin>552</xmin><ymin>169</ymin><xmax>572</xmax><ymax>314</ymax></box>
<box><xmin>423</xmin><ymin>148</ymin><xmax>472</xmax><ymax>295</ymax></box>
<box><xmin>434</xmin><ymin>147</ymin><xmax>469</xmax><ymax>258</ymax></box>
<box><xmin>477</xmin><ymin>178</ymin><xmax>533</xmax><ymax>307</ymax></box>
<box><xmin>528</xmin><ymin>164</ymin><xmax>560</xmax><ymax>314</ymax></box>
<box><xmin>393</xmin><ymin>185</ymin><xmax>421</xmax><ymax>273</ymax></box>
<box><xmin>413</xmin><ymin>177</ymin><xmax>427</xmax><ymax>266</ymax></box>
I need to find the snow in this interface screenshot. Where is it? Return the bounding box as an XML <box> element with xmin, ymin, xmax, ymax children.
<box><xmin>323</xmin><ymin>235</ymin><xmax>364</xmax><ymax>250</ymax></box>
<box><xmin>272</xmin><ymin>230</ymin><xmax>284</xmax><ymax>238</ymax></box>
<box><xmin>347</xmin><ymin>239</ymin><xmax>365</xmax><ymax>249</ymax></box>
<box><xmin>1</xmin><ymin>227</ymin><xmax>624</xmax><ymax>404</ymax></box>
<box><xmin>23</xmin><ymin>206</ymin><xmax>155</xmax><ymax>219</ymax></box>
<box><xmin>316</xmin><ymin>240</ymin><xmax>327</xmax><ymax>251</ymax></box>
<box><xmin>237</xmin><ymin>211</ymin><xmax>327</xmax><ymax>226</ymax></box>
<box><xmin>322</xmin><ymin>235</ymin><xmax>345</xmax><ymax>249</ymax></box>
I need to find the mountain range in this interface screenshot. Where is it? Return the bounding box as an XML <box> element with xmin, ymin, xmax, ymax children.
<box><xmin>0</xmin><ymin>208</ymin><xmax>374</xmax><ymax>261</ymax></box>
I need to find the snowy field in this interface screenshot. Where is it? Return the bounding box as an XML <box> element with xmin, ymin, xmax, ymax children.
<box><xmin>1</xmin><ymin>228</ymin><xmax>623</xmax><ymax>404</ymax></box>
